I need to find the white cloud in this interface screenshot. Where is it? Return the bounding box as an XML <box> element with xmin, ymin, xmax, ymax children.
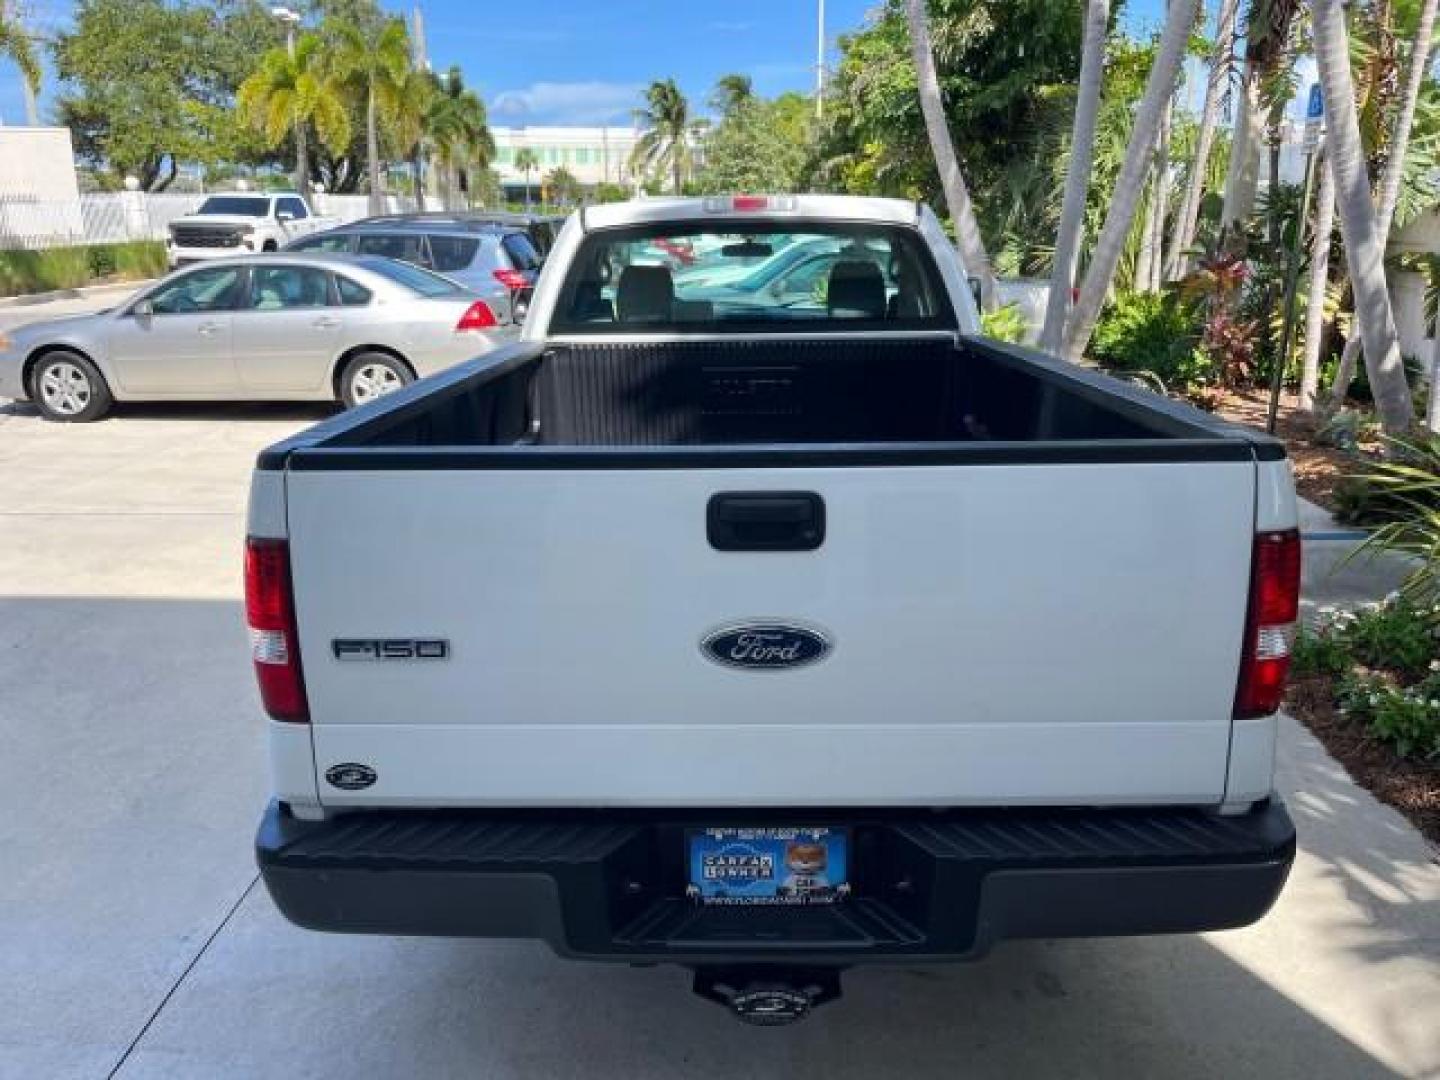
<box><xmin>491</xmin><ymin>81</ymin><xmax>644</xmax><ymax>126</ymax></box>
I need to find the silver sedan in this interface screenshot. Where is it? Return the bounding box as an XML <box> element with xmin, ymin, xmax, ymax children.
<box><xmin>0</xmin><ymin>253</ymin><xmax>516</xmax><ymax>421</ymax></box>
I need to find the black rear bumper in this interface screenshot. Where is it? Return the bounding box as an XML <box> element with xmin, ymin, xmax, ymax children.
<box><xmin>257</xmin><ymin>799</ymin><xmax>1295</xmax><ymax>964</ymax></box>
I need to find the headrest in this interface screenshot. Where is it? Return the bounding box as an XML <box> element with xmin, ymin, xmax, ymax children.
<box><xmin>827</xmin><ymin>260</ymin><xmax>886</xmax><ymax>319</ymax></box>
<box><xmin>616</xmin><ymin>265</ymin><xmax>674</xmax><ymax>323</ymax></box>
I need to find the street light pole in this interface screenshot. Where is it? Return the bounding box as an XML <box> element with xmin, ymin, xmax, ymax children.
<box><xmin>815</xmin><ymin>0</ymin><xmax>825</xmax><ymax>120</ymax></box>
<box><xmin>270</xmin><ymin>7</ymin><xmax>305</xmax><ymax>203</ymax></box>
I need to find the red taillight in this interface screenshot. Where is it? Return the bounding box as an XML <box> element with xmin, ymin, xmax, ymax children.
<box><xmin>456</xmin><ymin>300</ymin><xmax>499</xmax><ymax>331</ymax></box>
<box><xmin>732</xmin><ymin>195</ymin><xmax>769</xmax><ymax>211</ymax></box>
<box><xmin>245</xmin><ymin>537</ymin><xmax>308</xmax><ymax>723</ymax></box>
<box><xmin>492</xmin><ymin>268</ymin><xmax>529</xmax><ymax>290</ymax></box>
<box><xmin>1234</xmin><ymin>529</ymin><xmax>1301</xmax><ymax>718</ymax></box>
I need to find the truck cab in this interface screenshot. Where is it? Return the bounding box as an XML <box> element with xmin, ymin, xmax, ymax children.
<box><xmin>168</xmin><ymin>193</ymin><xmax>334</xmax><ymax>268</ymax></box>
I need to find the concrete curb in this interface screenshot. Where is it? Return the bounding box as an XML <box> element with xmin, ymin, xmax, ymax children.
<box><xmin>0</xmin><ymin>278</ymin><xmax>155</xmax><ymax>310</ymax></box>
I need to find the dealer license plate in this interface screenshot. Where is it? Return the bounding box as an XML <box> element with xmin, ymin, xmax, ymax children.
<box><xmin>687</xmin><ymin>827</ymin><xmax>848</xmax><ymax>905</ymax></box>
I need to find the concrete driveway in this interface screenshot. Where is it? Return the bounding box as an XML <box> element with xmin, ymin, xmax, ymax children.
<box><xmin>1</xmin><ymin>394</ymin><xmax>1437</xmax><ymax>1079</ymax></box>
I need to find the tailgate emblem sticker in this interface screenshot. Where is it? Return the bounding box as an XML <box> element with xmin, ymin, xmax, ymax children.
<box><xmin>701</xmin><ymin>623</ymin><xmax>831</xmax><ymax>671</ymax></box>
<box><xmin>325</xmin><ymin>763</ymin><xmax>377</xmax><ymax>790</ymax></box>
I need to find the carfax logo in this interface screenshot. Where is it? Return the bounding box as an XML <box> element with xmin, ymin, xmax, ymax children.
<box><xmin>702</xmin><ymin>845</ymin><xmax>775</xmax><ymax>884</ymax></box>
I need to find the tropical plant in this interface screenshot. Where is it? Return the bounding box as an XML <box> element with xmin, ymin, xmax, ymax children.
<box><xmin>544</xmin><ymin>165</ymin><xmax>581</xmax><ymax>205</ymax></box>
<box><xmin>1329</xmin><ymin>0</ymin><xmax>1438</xmax><ymax>410</ymax></box>
<box><xmin>513</xmin><ymin>147</ymin><xmax>539</xmax><ymax>209</ymax></box>
<box><xmin>1060</xmin><ymin>0</ymin><xmax>1198</xmax><ymax>363</ymax></box>
<box><xmin>1220</xmin><ymin>0</ymin><xmax>1303</xmax><ymax>237</ymax></box>
<box><xmin>1089</xmin><ymin>290</ymin><xmax>1210</xmax><ymax>390</ymax></box>
<box><xmin>980</xmin><ymin>301</ymin><xmax>1027</xmax><ymax>342</ymax></box>
<box><xmin>1</xmin><ymin>0</ymin><xmax>41</xmax><ymax>118</ymax></box>
<box><xmin>696</xmin><ymin>91</ymin><xmax>814</xmax><ymax>195</ymax></box>
<box><xmin>1314</xmin><ymin>0</ymin><xmax>1414</xmax><ymax>433</ymax></box>
<box><xmin>237</xmin><ymin>33</ymin><xmax>351</xmax><ymax>205</ymax></box>
<box><xmin>324</xmin><ymin>15</ymin><xmax>413</xmax><ymax>214</ymax></box>
<box><xmin>903</xmin><ymin>0</ymin><xmax>996</xmax><ymax>308</ymax></box>
<box><xmin>1039</xmin><ymin>0</ymin><xmax>1108</xmax><ymax>353</ymax></box>
<box><xmin>630</xmin><ymin>78</ymin><xmax>693</xmax><ymax>194</ymax></box>
<box><xmin>710</xmin><ymin>73</ymin><xmax>754</xmax><ymax>116</ymax></box>
<box><xmin>425</xmin><ymin>66</ymin><xmax>493</xmax><ymax>209</ymax></box>
<box><xmin>1166</xmin><ymin>0</ymin><xmax>1240</xmax><ymax>281</ymax></box>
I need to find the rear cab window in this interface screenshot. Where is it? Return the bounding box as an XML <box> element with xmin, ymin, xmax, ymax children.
<box><xmin>551</xmin><ymin>222</ymin><xmax>954</xmax><ymax>333</ymax></box>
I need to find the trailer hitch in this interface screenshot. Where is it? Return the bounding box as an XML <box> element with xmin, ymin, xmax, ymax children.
<box><xmin>692</xmin><ymin>966</ymin><xmax>843</xmax><ymax>1026</ymax></box>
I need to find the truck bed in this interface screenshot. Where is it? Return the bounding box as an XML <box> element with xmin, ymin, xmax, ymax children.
<box><xmin>262</xmin><ymin>335</ymin><xmax>1280</xmax><ymax>466</ymax></box>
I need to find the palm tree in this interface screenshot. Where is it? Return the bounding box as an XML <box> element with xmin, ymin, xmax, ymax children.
<box><xmin>390</xmin><ymin>66</ymin><xmax>437</xmax><ymax>210</ymax></box>
<box><xmin>903</xmin><ymin>0</ymin><xmax>996</xmax><ymax>309</ymax></box>
<box><xmin>1329</xmin><ymin>0</ymin><xmax>1438</xmax><ymax>407</ymax></box>
<box><xmin>514</xmin><ymin>148</ymin><xmax>539</xmax><ymax>209</ymax></box>
<box><xmin>711</xmin><ymin>73</ymin><xmax>754</xmax><ymax>116</ymax></box>
<box><xmin>1060</xmin><ymin>0</ymin><xmax>1198</xmax><ymax>362</ymax></box>
<box><xmin>1313</xmin><ymin>0</ymin><xmax>1413</xmax><ymax>433</ymax></box>
<box><xmin>1136</xmin><ymin>90</ymin><xmax>1174</xmax><ymax>293</ymax></box>
<box><xmin>237</xmin><ymin>33</ymin><xmax>351</xmax><ymax>207</ymax></box>
<box><xmin>629</xmin><ymin>79</ymin><xmax>693</xmax><ymax>194</ymax></box>
<box><xmin>545</xmin><ymin>165</ymin><xmax>581</xmax><ymax>206</ymax></box>
<box><xmin>0</xmin><ymin>1</ymin><xmax>41</xmax><ymax>125</ymax></box>
<box><xmin>1165</xmin><ymin>0</ymin><xmax>1240</xmax><ymax>280</ymax></box>
<box><xmin>1298</xmin><ymin>152</ymin><xmax>1337</xmax><ymax>412</ymax></box>
<box><xmin>1039</xmin><ymin>0</ymin><xmax>1109</xmax><ymax>354</ymax></box>
<box><xmin>426</xmin><ymin>66</ymin><xmax>493</xmax><ymax>209</ymax></box>
<box><xmin>326</xmin><ymin>16</ymin><xmax>413</xmax><ymax>215</ymax></box>
<box><xmin>1219</xmin><ymin>1</ymin><xmax>1302</xmax><ymax>238</ymax></box>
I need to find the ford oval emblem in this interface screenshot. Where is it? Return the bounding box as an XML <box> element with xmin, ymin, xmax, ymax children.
<box><xmin>325</xmin><ymin>763</ymin><xmax>377</xmax><ymax>790</ymax></box>
<box><xmin>701</xmin><ymin>622</ymin><xmax>831</xmax><ymax>671</ymax></box>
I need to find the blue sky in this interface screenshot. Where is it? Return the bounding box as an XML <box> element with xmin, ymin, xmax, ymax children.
<box><xmin>0</xmin><ymin>0</ymin><xmax>1203</xmax><ymax>131</ymax></box>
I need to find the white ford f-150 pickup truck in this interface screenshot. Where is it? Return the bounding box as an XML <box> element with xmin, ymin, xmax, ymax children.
<box><xmin>247</xmin><ymin>195</ymin><xmax>1299</xmax><ymax>1024</ymax></box>
<box><xmin>168</xmin><ymin>192</ymin><xmax>335</xmax><ymax>268</ymax></box>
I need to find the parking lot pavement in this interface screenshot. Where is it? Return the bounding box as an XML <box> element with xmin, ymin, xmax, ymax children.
<box><xmin>1</xmin><ymin>405</ymin><xmax>1438</xmax><ymax>1079</ymax></box>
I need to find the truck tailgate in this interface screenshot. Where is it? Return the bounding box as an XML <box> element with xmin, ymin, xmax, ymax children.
<box><xmin>287</xmin><ymin>460</ymin><xmax>1255</xmax><ymax>807</ymax></box>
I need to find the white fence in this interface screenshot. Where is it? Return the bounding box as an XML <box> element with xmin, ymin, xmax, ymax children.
<box><xmin>0</xmin><ymin>191</ymin><xmax>422</xmax><ymax>251</ymax></box>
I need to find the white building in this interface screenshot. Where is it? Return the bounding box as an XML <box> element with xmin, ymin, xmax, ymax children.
<box><xmin>491</xmin><ymin>127</ymin><xmax>643</xmax><ymax>198</ymax></box>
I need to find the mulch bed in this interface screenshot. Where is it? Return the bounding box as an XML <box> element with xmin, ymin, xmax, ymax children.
<box><xmin>1209</xmin><ymin>388</ymin><xmax>1383</xmax><ymax>511</ymax></box>
<box><xmin>1287</xmin><ymin>675</ymin><xmax>1440</xmax><ymax>845</ymax></box>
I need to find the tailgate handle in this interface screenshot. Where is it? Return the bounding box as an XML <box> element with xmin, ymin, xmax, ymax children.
<box><xmin>707</xmin><ymin>492</ymin><xmax>825</xmax><ymax>551</ymax></box>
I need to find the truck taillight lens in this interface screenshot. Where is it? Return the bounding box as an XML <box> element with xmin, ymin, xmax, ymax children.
<box><xmin>1234</xmin><ymin>529</ymin><xmax>1301</xmax><ymax>718</ymax></box>
<box><xmin>456</xmin><ymin>300</ymin><xmax>499</xmax><ymax>331</ymax></box>
<box><xmin>245</xmin><ymin>537</ymin><xmax>308</xmax><ymax>723</ymax></box>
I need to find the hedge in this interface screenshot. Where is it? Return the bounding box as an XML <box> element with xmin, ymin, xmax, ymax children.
<box><xmin>0</xmin><ymin>241</ymin><xmax>168</xmax><ymax>297</ymax></box>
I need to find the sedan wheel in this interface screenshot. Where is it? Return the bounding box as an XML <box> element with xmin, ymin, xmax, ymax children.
<box><xmin>340</xmin><ymin>352</ymin><xmax>413</xmax><ymax>409</ymax></box>
<box><xmin>31</xmin><ymin>351</ymin><xmax>113</xmax><ymax>422</ymax></box>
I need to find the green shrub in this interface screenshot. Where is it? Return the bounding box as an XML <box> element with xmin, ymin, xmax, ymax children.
<box><xmin>1090</xmin><ymin>291</ymin><xmax>1210</xmax><ymax>390</ymax></box>
<box><xmin>1292</xmin><ymin>626</ymin><xmax>1352</xmax><ymax>677</ymax></box>
<box><xmin>0</xmin><ymin>241</ymin><xmax>165</xmax><ymax>297</ymax></box>
<box><xmin>980</xmin><ymin>301</ymin><xmax>1027</xmax><ymax>343</ymax></box>
<box><xmin>1338</xmin><ymin>671</ymin><xmax>1440</xmax><ymax>760</ymax></box>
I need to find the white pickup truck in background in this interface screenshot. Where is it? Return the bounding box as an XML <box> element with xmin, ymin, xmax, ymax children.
<box><xmin>167</xmin><ymin>193</ymin><xmax>335</xmax><ymax>268</ymax></box>
<box><xmin>246</xmin><ymin>194</ymin><xmax>1300</xmax><ymax>1025</ymax></box>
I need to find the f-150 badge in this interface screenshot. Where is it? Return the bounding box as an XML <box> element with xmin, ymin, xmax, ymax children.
<box><xmin>332</xmin><ymin>639</ymin><xmax>449</xmax><ymax>660</ymax></box>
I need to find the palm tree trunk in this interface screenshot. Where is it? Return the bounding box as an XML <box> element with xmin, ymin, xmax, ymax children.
<box><xmin>1429</xmin><ymin>306</ymin><xmax>1440</xmax><ymax>431</ymax></box>
<box><xmin>1061</xmin><ymin>0</ymin><xmax>1198</xmax><ymax>362</ymax></box>
<box><xmin>366</xmin><ymin>84</ymin><xmax>383</xmax><ymax>216</ymax></box>
<box><xmin>412</xmin><ymin>146</ymin><xmax>426</xmax><ymax>212</ymax></box>
<box><xmin>295</xmin><ymin>122</ymin><xmax>311</xmax><ymax>209</ymax></box>
<box><xmin>1299</xmin><ymin>151</ymin><xmax>1337</xmax><ymax>412</ymax></box>
<box><xmin>1040</xmin><ymin>0</ymin><xmax>1109</xmax><ymax>354</ymax></box>
<box><xmin>1314</xmin><ymin>0</ymin><xmax>1414</xmax><ymax>433</ymax></box>
<box><xmin>1167</xmin><ymin>0</ymin><xmax>1240</xmax><ymax>280</ymax></box>
<box><xmin>904</xmin><ymin>0</ymin><xmax>997</xmax><ymax>309</ymax></box>
<box><xmin>1220</xmin><ymin>62</ymin><xmax>1263</xmax><ymax>238</ymax></box>
<box><xmin>1329</xmin><ymin>0</ymin><xmax>1437</xmax><ymax>406</ymax></box>
<box><xmin>1137</xmin><ymin>94</ymin><xmax>1173</xmax><ymax>293</ymax></box>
